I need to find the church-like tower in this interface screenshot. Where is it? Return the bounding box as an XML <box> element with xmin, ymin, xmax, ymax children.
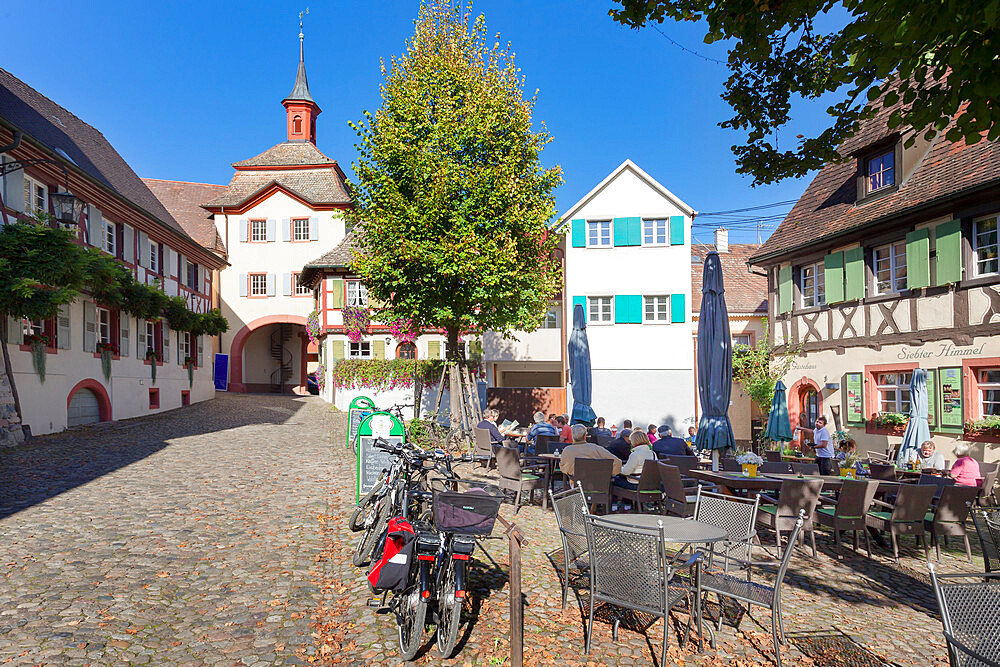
<box><xmin>282</xmin><ymin>26</ymin><xmax>321</xmax><ymax>143</ymax></box>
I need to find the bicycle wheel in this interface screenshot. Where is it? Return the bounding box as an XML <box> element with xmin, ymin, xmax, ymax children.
<box><xmin>349</xmin><ymin>479</ymin><xmax>384</xmax><ymax>532</ymax></box>
<box><xmin>352</xmin><ymin>498</ymin><xmax>388</xmax><ymax>567</ymax></box>
<box><xmin>435</xmin><ymin>559</ymin><xmax>462</xmax><ymax>658</ymax></box>
<box><xmin>397</xmin><ymin>586</ymin><xmax>427</xmax><ymax>661</ymax></box>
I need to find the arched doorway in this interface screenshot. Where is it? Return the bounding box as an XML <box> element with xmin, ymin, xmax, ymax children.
<box><xmin>228</xmin><ymin>315</ymin><xmax>308</xmax><ymax>393</ymax></box>
<box><xmin>66</xmin><ymin>379</ymin><xmax>112</xmax><ymax>426</ymax></box>
<box><xmin>800</xmin><ymin>386</ymin><xmax>820</xmax><ymax>426</ymax></box>
<box><xmin>396</xmin><ymin>341</ymin><xmax>416</xmax><ymax>359</ymax></box>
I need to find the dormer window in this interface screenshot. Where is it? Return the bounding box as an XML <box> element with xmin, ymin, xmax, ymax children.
<box><xmin>866</xmin><ymin>149</ymin><xmax>895</xmax><ymax>194</ymax></box>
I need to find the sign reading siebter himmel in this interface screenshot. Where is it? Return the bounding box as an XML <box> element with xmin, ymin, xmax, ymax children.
<box><xmin>356</xmin><ymin>412</ymin><xmax>405</xmax><ymax>502</ymax></box>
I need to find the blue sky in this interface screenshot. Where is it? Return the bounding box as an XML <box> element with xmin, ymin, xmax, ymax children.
<box><xmin>2</xmin><ymin>1</ymin><xmax>833</xmax><ymax>244</ymax></box>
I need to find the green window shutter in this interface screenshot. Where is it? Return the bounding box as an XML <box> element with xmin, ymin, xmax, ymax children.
<box><xmin>614</xmin><ymin>295</ymin><xmax>642</xmax><ymax>323</ymax></box>
<box><xmin>330</xmin><ymin>279</ymin><xmax>344</xmax><ymax>308</ymax></box>
<box><xmin>906</xmin><ymin>228</ymin><xmax>930</xmax><ymax>289</ymax></box>
<box><xmin>627</xmin><ymin>217</ymin><xmax>641</xmax><ymax>246</ymax></box>
<box><xmin>778</xmin><ymin>265</ymin><xmax>793</xmax><ymax>314</ymax></box>
<box><xmin>824</xmin><ymin>251</ymin><xmax>845</xmax><ymax>304</ymax></box>
<box><xmin>613</xmin><ymin>217</ymin><xmax>635</xmax><ymax>246</ymax></box>
<box><xmin>671</xmin><ymin>293</ymin><xmax>686</xmax><ymax>323</ymax></box>
<box><xmin>571</xmin><ymin>219</ymin><xmax>586</xmax><ymax>248</ymax></box>
<box><xmin>669</xmin><ymin>215</ymin><xmax>685</xmax><ymax>246</ymax></box>
<box><xmin>373</xmin><ymin>340</ymin><xmax>385</xmax><ymax>359</ymax></box>
<box><xmin>427</xmin><ymin>341</ymin><xmax>441</xmax><ymax>359</ymax></box>
<box><xmin>844</xmin><ymin>247</ymin><xmax>866</xmax><ymax>301</ymax></box>
<box><xmin>331</xmin><ymin>340</ymin><xmax>344</xmax><ymax>360</ymax></box>
<box><xmin>935</xmin><ymin>219</ymin><xmax>963</xmax><ymax>285</ymax></box>
<box><xmin>572</xmin><ymin>296</ymin><xmax>586</xmax><ymax>321</ymax></box>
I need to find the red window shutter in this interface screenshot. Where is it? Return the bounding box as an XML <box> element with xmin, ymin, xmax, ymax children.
<box><xmin>116</xmin><ymin>225</ymin><xmax>125</xmax><ymax>260</ymax></box>
<box><xmin>112</xmin><ymin>309</ymin><xmax>120</xmax><ymax>349</ymax></box>
<box><xmin>158</xmin><ymin>244</ymin><xmax>164</xmax><ymax>276</ymax></box>
<box><xmin>44</xmin><ymin>317</ymin><xmax>57</xmax><ymax>349</ymax></box>
<box><xmin>154</xmin><ymin>321</ymin><xmax>163</xmax><ymax>354</ymax></box>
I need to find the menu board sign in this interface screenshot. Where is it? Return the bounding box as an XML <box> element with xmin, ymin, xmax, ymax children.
<box><xmin>844</xmin><ymin>372</ymin><xmax>864</xmax><ymax>425</ymax></box>
<box><xmin>938</xmin><ymin>366</ymin><xmax>964</xmax><ymax>432</ymax></box>
<box><xmin>926</xmin><ymin>369</ymin><xmax>938</xmax><ymax>430</ymax></box>
<box><xmin>348</xmin><ymin>396</ymin><xmax>376</xmax><ymax>451</ymax></box>
<box><xmin>356</xmin><ymin>412</ymin><xmax>406</xmax><ymax>502</ymax></box>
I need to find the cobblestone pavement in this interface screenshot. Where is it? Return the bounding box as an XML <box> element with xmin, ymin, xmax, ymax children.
<box><xmin>0</xmin><ymin>393</ymin><xmax>334</xmax><ymax>666</ymax></box>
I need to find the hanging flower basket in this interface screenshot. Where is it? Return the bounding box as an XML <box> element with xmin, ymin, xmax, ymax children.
<box><xmin>145</xmin><ymin>349</ymin><xmax>160</xmax><ymax>384</ymax></box>
<box><xmin>306</xmin><ymin>310</ymin><xmax>323</xmax><ymax>345</ymax></box>
<box><xmin>96</xmin><ymin>341</ymin><xmax>118</xmax><ymax>382</ymax></box>
<box><xmin>387</xmin><ymin>318</ymin><xmax>419</xmax><ymax>344</ymax></box>
<box><xmin>24</xmin><ymin>333</ymin><xmax>50</xmax><ymax>383</ymax></box>
<box><xmin>184</xmin><ymin>356</ymin><xmax>197</xmax><ymax>388</ymax></box>
<box><xmin>315</xmin><ymin>361</ymin><xmax>327</xmax><ymax>394</ymax></box>
<box><xmin>342</xmin><ymin>306</ymin><xmax>370</xmax><ymax>343</ymax></box>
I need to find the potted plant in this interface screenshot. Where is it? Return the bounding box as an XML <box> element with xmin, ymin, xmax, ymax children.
<box><xmin>839</xmin><ymin>453</ymin><xmax>859</xmax><ymax>479</ymax></box>
<box><xmin>96</xmin><ymin>341</ymin><xmax>118</xmax><ymax>382</ymax></box>
<box><xmin>145</xmin><ymin>348</ymin><xmax>161</xmax><ymax>383</ymax></box>
<box><xmin>342</xmin><ymin>306</ymin><xmax>370</xmax><ymax>343</ymax></box>
<box><xmin>965</xmin><ymin>416</ymin><xmax>1000</xmax><ymax>442</ymax></box>
<box><xmin>184</xmin><ymin>355</ymin><xmax>197</xmax><ymax>388</ymax></box>
<box><xmin>735</xmin><ymin>450</ymin><xmax>764</xmax><ymax>477</ymax></box>
<box><xmin>23</xmin><ymin>331</ymin><xmax>51</xmax><ymax>383</ymax></box>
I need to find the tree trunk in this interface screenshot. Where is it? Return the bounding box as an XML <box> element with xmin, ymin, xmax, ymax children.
<box><xmin>446</xmin><ymin>327</ymin><xmax>463</xmax><ymax>450</ymax></box>
<box><xmin>1</xmin><ymin>316</ymin><xmax>23</xmax><ymax>428</ymax></box>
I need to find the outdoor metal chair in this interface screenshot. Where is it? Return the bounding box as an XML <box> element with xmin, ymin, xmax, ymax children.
<box><xmin>815</xmin><ymin>479</ymin><xmax>878</xmax><ymax>557</ymax></box>
<box><xmin>658</xmin><ymin>463</ymin><xmax>700</xmax><ymax>518</ymax></box>
<box><xmin>978</xmin><ymin>463</ymin><xmax>999</xmax><ymax>507</ymax></box>
<box><xmin>583</xmin><ymin>514</ymin><xmax>701</xmax><ymax>666</ymax></box>
<box><xmin>721</xmin><ymin>458</ymin><xmax>741</xmax><ymax>472</ymax></box>
<box><xmin>496</xmin><ymin>446</ymin><xmax>546</xmax><ymax>513</ymax></box>
<box><xmin>928</xmin><ymin>563</ymin><xmax>1000</xmax><ymax>667</ymax></box>
<box><xmin>756</xmin><ymin>478</ymin><xmax>824</xmax><ymax>558</ymax></box>
<box><xmin>701</xmin><ymin>512</ymin><xmax>806</xmax><ymax>667</ymax></box>
<box><xmin>549</xmin><ymin>485</ymin><xmax>590</xmax><ymax>609</ymax></box>
<box><xmin>765</xmin><ymin>450</ymin><xmax>783</xmax><ymax>463</ymax></box>
<box><xmin>866</xmin><ymin>451</ymin><xmax>891</xmax><ymax>464</ymax></box>
<box><xmin>611</xmin><ymin>459</ymin><xmax>663</xmax><ymax>513</ymax></box>
<box><xmin>866</xmin><ymin>483</ymin><xmax>936</xmax><ymax>563</ymax></box>
<box><xmin>869</xmin><ymin>462</ymin><xmax>897</xmax><ymax>481</ymax></box>
<box><xmin>693</xmin><ymin>486</ymin><xmax>759</xmax><ymax>573</ymax></box>
<box><xmin>761</xmin><ymin>461</ymin><xmax>794</xmax><ymax>474</ymax></box>
<box><xmin>790</xmin><ymin>462</ymin><xmax>820</xmax><ymax>476</ymax></box>
<box><xmin>661</xmin><ymin>455</ymin><xmax>700</xmax><ymax>478</ymax></box>
<box><xmin>928</xmin><ymin>486</ymin><xmax>980</xmax><ymax>563</ymax></box>
<box><xmin>474</xmin><ymin>426</ymin><xmax>497</xmax><ymax>469</ymax></box>
<box><xmin>573</xmin><ymin>458</ymin><xmax>614</xmax><ymax>515</ymax></box>
<box><xmin>970</xmin><ymin>508</ymin><xmax>1000</xmax><ymax>573</ymax></box>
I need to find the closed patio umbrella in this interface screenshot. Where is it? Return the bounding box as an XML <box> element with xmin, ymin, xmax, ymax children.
<box><xmin>896</xmin><ymin>368</ymin><xmax>930</xmax><ymax>467</ymax></box>
<box><xmin>695</xmin><ymin>252</ymin><xmax>734</xmax><ymax>470</ymax></box>
<box><xmin>568</xmin><ymin>303</ymin><xmax>597</xmax><ymax>426</ymax></box>
<box><xmin>765</xmin><ymin>380</ymin><xmax>794</xmax><ymax>444</ymax></box>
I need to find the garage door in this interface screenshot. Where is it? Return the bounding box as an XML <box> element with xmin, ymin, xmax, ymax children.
<box><xmin>67</xmin><ymin>388</ymin><xmax>101</xmax><ymax>427</ymax></box>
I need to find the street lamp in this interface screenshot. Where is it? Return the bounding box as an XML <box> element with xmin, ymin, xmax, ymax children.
<box><xmin>49</xmin><ymin>189</ymin><xmax>86</xmax><ymax>225</ymax></box>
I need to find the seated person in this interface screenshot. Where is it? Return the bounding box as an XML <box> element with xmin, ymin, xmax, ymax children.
<box><xmin>476</xmin><ymin>408</ymin><xmax>509</xmax><ymax>446</ymax></box>
<box><xmin>652</xmin><ymin>425</ymin><xmax>694</xmax><ymax>457</ymax></box>
<box><xmin>558</xmin><ymin>415</ymin><xmax>573</xmax><ymax>443</ymax></box>
<box><xmin>559</xmin><ymin>425</ymin><xmax>622</xmax><ymax>478</ymax></box>
<box><xmin>605</xmin><ymin>427</ymin><xmax>632</xmax><ymax>462</ymax></box>
<box><xmin>950</xmin><ymin>444</ymin><xmax>983</xmax><ymax>487</ymax></box>
<box><xmin>613</xmin><ymin>431</ymin><xmax>656</xmax><ymax>490</ymax></box>
<box><xmin>835</xmin><ymin>438</ymin><xmax>866</xmax><ymax>476</ymax></box>
<box><xmin>685</xmin><ymin>426</ymin><xmax>698</xmax><ymax>446</ymax></box>
<box><xmin>646</xmin><ymin>424</ymin><xmax>659</xmax><ymax>443</ymax></box>
<box><xmin>590</xmin><ymin>417</ymin><xmax>613</xmax><ymax>440</ymax></box>
<box><xmin>912</xmin><ymin>439</ymin><xmax>946</xmax><ymax>470</ymax></box>
<box><xmin>526</xmin><ymin>411</ymin><xmax>557</xmax><ymax>444</ymax></box>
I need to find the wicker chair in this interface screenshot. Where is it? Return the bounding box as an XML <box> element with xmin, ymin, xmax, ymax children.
<box><xmin>970</xmin><ymin>508</ymin><xmax>1000</xmax><ymax>573</ymax></box>
<box><xmin>761</xmin><ymin>461</ymin><xmax>794</xmax><ymax>474</ymax></box>
<box><xmin>693</xmin><ymin>487</ymin><xmax>759</xmax><ymax>573</ymax></box>
<box><xmin>573</xmin><ymin>458</ymin><xmax>614</xmax><ymax>514</ymax></box>
<box><xmin>756</xmin><ymin>479</ymin><xmax>824</xmax><ymax>558</ymax></box>
<box><xmin>721</xmin><ymin>458</ymin><xmax>741</xmax><ymax>472</ymax></box>
<box><xmin>765</xmin><ymin>450</ymin><xmax>783</xmax><ymax>463</ymax></box>
<box><xmin>790</xmin><ymin>462</ymin><xmax>821</xmax><ymax>476</ymax></box>
<box><xmin>928</xmin><ymin>563</ymin><xmax>1000</xmax><ymax>667</ymax></box>
<box><xmin>928</xmin><ymin>486</ymin><xmax>980</xmax><ymax>563</ymax></box>
<box><xmin>869</xmin><ymin>462</ymin><xmax>897</xmax><ymax>481</ymax></box>
<box><xmin>611</xmin><ymin>459</ymin><xmax>663</xmax><ymax>513</ymax></box>
<box><xmin>660</xmin><ymin>455</ymin><xmax>700</xmax><ymax>478</ymax></box>
<box><xmin>919</xmin><ymin>473</ymin><xmax>957</xmax><ymax>500</ymax></box>
<box><xmin>474</xmin><ymin>426</ymin><xmax>497</xmax><ymax>469</ymax></box>
<box><xmin>866</xmin><ymin>483</ymin><xmax>936</xmax><ymax>563</ymax></box>
<box><xmin>701</xmin><ymin>512</ymin><xmax>806</xmax><ymax>667</ymax></box>
<box><xmin>583</xmin><ymin>514</ymin><xmax>701</xmax><ymax>666</ymax></box>
<box><xmin>550</xmin><ymin>485</ymin><xmax>590</xmax><ymax>609</ymax></box>
<box><xmin>533</xmin><ymin>433</ymin><xmax>555</xmax><ymax>455</ymax></box>
<box><xmin>496</xmin><ymin>446</ymin><xmax>545</xmax><ymax>513</ymax></box>
<box><xmin>658</xmin><ymin>463</ymin><xmax>700</xmax><ymax>517</ymax></box>
<box><xmin>978</xmin><ymin>463</ymin><xmax>1000</xmax><ymax>507</ymax></box>
<box><xmin>815</xmin><ymin>479</ymin><xmax>878</xmax><ymax>557</ymax></box>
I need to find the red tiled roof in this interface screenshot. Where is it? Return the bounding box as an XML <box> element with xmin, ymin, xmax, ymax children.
<box><xmin>141</xmin><ymin>179</ymin><xmax>226</xmax><ymax>254</ymax></box>
<box><xmin>692</xmin><ymin>243</ymin><xmax>767</xmax><ymax>315</ymax></box>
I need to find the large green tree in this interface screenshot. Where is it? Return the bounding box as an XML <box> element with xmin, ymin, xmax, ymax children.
<box><xmin>348</xmin><ymin>1</ymin><xmax>563</xmax><ymax>434</ymax></box>
<box><xmin>611</xmin><ymin>0</ymin><xmax>1000</xmax><ymax>185</ymax></box>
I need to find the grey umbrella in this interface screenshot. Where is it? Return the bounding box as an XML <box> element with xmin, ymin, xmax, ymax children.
<box><xmin>896</xmin><ymin>368</ymin><xmax>930</xmax><ymax>467</ymax></box>
<box><xmin>696</xmin><ymin>252</ymin><xmax>735</xmax><ymax>468</ymax></box>
<box><xmin>568</xmin><ymin>303</ymin><xmax>597</xmax><ymax>426</ymax></box>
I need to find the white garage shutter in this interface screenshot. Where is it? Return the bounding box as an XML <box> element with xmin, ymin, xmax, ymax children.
<box><xmin>67</xmin><ymin>388</ymin><xmax>101</xmax><ymax>427</ymax></box>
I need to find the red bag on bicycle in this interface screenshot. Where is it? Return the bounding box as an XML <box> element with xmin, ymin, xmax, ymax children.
<box><xmin>367</xmin><ymin>517</ymin><xmax>415</xmax><ymax>593</ymax></box>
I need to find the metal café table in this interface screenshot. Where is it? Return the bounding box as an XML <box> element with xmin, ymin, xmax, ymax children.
<box><xmin>600</xmin><ymin>514</ymin><xmax>727</xmax><ymax>650</ymax></box>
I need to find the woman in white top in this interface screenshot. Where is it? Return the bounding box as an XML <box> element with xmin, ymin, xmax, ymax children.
<box><xmin>613</xmin><ymin>430</ymin><xmax>656</xmax><ymax>490</ymax></box>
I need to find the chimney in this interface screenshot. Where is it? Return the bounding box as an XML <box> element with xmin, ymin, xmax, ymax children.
<box><xmin>715</xmin><ymin>228</ymin><xmax>729</xmax><ymax>253</ymax></box>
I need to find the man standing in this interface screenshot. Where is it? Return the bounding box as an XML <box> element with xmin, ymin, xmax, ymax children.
<box><xmin>797</xmin><ymin>416</ymin><xmax>834</xmax><ymax>475</ymax></box>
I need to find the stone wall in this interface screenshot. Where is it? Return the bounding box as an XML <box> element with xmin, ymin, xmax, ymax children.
<box><xmin>0</xmin><ymin>371</ymin><xmax>25</xmax><ymax>447</ymax></box>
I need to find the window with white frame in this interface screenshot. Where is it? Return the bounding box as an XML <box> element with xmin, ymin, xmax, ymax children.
<box><xmin>250</xmin><ymin>219</ymin><xmax>267</xmax><ymax>242</ymax></box>
<box><xmin>249</xmin><ymin>273</ymin><xmax>267</xmax><ymax>296</ymax></box>
<box><xmin>586</xmin><ymin>220</ymin><xmax>612</xmax><ymax>247</ymax></box>
<box><xmin>97</xmin><ymin>307</ymin><xmax>111</xmax><ymax>345</ymax></box>
<box><xmin>980</xmin><ymin>369</ymin><xmax>1000</xmax><ymax>417</ymax></box>
<box><xmin>873</xmin><ymin>241</ymin><xmax>907</xmax><ymax>294</ymax></box>
<box><xmin>876</xmin><ymin>371</ymin><xmax>912</xmax><ymax>414</ymax></box>
<box><xmin>442</xmin><ymin>341</ymin><xmax>466</xmax><ymax>359</ymax></box>
<box><xmin>799</xmin><ymin>262</ymin><xmax>825</xmax><ymax>308</ymax></box>
<box><xmin>643</xmin><ymin>295</ymin><xmax>669</xmax><ymax>322</ymax></box>
<box><xmin>346</xmin><ymin>281</ymin><xmax>368</xmax><ymax>307</ymax></box>
<box><xmin>23</xmin><ymin>175</ymin><xmax>47</xmax><ymax>213</ymax></box>
<box><xmin>866</xmin><ymin>149</ymin><xmax>895</xmax><ymax>194</ymax></box>
<box><xmin>642</xmin><ymin>219</ymin><xmax>668</xmax><ymax>246</ymax></box>
<box><xmin>348</xmin><ymin>341</ymin><xmax>372</xmax><ymax>359</ymax></box>
<box><xmin>541</xmin><ymin>306</ymin><xmax>559</xmax><ymax>329</ymax></box>
<box><xmin>732</xmin><ymin>333</ymin><xmax>752</xmax><ymax>348</ymax></box>
<box><xmin>973</xmin><ymin>215</ymin><xmax>999</xmax><ymax>276</ymax></box>
<box><xmin>145</xmin><ymin>321</ymin><xmax>156</xmax><ymax>354</ymax></box>
<box><xmin>148</xmin><ymin>240</ymin><xmax>160</xmax><ymax>274</ymax></box>
<box><xmin>293</xmin><ymin>218</ymin><xmax>310</xmax><ymax>241</ymax></box>
<box><xmin>293</xmin><ymin>272</ymin><xmax>311</xmax><ymax>296</ymax></box>
<box><xmin>587</xmin><ymin>296</ymin><xmax>613</xmax><ymax>323</ymax></box>
<box><xmin>25</xmin><ymin>319</ymin><xmax>44</xmax><ymax>337</ymax></box>
<box><xmin>103</xmin><ymin>220</ymin><xmax>116</xmax><ymax>255</ymax></box>
<box><xmin>181</xmin><ymin>331</ymin><xmax>191</xmax><ymax>360</ymax></box>
<box><xmin>186</xmin><ymin>261</ymin><xmax>198</xmax><ymax>290</ymax></box>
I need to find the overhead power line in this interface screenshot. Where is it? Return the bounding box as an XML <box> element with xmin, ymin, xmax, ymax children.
<box><xmin>650</xmin><ymin>25</ymin><xmax>728</xmax><ymax>67</ymax></box>
<box><xmin>697</xmin><ymin>200</ymin><xmax>798</xmax><ymax>216</ymax></box>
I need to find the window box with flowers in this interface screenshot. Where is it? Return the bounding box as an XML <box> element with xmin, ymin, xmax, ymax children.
<box><xmin>965</xmin><ymin>416</ymin><xmax>1000</xmax><ymax>444</ymax></box>
<box><xmin>23</xmin><ymin>332</ymin><xmax>53</xmax><ymax>383</ymax></box>
<box><xmin>865</xmin><ymin>412</ymin><xmax>907</xmax><ymax>436</ymax></box>
<box><xmin>342</xmin><ymin>306</ymin><xmax>370</xmax><ymax>343</ymax></box>
<box><xmin>96</xmin><ymin>341</ymin><xmax>119</xmax><ymax>382</ymax></box>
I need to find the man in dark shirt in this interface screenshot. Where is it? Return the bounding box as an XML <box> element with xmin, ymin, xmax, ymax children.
<box><xmin>652</xmin><ymin>425</ymin><xmax>694</xmax><ymax>457</ymax></box>
<box><xmin>605</xmin><ymin>427</ymin><xmax>633</xmax><ymax>462</ymax></box>
<box><xmin>590</xmin><ymin>417</ymin><xmax>613</xmax><ymax>440</ymax></box>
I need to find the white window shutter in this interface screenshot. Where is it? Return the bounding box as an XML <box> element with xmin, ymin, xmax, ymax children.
<box><xmin>266</xmin><ymin>273</ymin><xmax>276</xmax><ymax>297</ymax></box>
<box><xmin>282</xmin><ymin>273</ymin><xmax>292</xmax><ymax>296</ymax></box>
<box><xmin>281</xmin><ymin>218</ymin><xmax>291</xmax><ymax>242</ymax></box>
<box><xmin>163</xmin><ymin>326</ymin><xmax>170</xmax><ymax>363</ymax></box>
<box><xmin>266</xmin><ymin>218</ymin><xmax>276</xmax><ymax>242</ymax></box>
<box><xmin>55</xmin><ymin>304</ymin><xmax>72</xmax><ymax>350</ymax></box>
<box><xmin>162</xmin><ymin>248</ymin><xmax>172</xmax><ymax>278</ymax></box>
<box><xmin>123</xmin><ymin>224</ymin><xmax>135</xmax><ymax>264</ymax></box>
<box><xmin>87</xmin><ymin>205</ymin><xmax>102</xmax><ymax>247</ymax></box>
<box><xmin>177</xmin><ymin>331</ymin><xmax>184</xmax><ymax>365</ymax></box>
<box><xmin>197</xmin><ymin>335</ymin><xmax>204</xmax><ymax>368</ymax></box>
<box><xmin>119</xmin><ymin>315</ymin><xmax>129</xmax><ymax>357</ymax></box>
<box><xmin>309</xmin><ymin>217</ymin><xmax>319</xmax><ymax>241</ymax></box>
<box><xmin>137</xmin><ymin>231</ymin><xmax>149</xmax><ymax>268</ymax></box>
<box><xmin>6</xmin><ymin>316</ymin><xmax>23</xmax><ymax>345</ymax></box>
<box><xmin>3</xmin><ymin>159</ymin><xmax>25</xmax><ymax>212</ymax></box>
<box><xmin>83</xmin><ymin>302</ymin><xmax>97</xmax><ymax>353</ymax></box>
<box><xmin>137</xmin><ymin>321</ymin><xmax>146</xmax><ymax>357</ymax></box>
<box><xmin>238</xmin><ymin>218</ymin><xmax>248</xmax><ymax>242</ymax></box>
<box><xmin>238</xmin><ymin>273</ymin><xmax>248</xmax><ymax>297</ymax></box>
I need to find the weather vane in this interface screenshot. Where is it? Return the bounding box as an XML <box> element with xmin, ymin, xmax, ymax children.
<box><xmin>299</xmin><ymin>7</ymin><xmax>309</xmax><ymax>36</ymax></box>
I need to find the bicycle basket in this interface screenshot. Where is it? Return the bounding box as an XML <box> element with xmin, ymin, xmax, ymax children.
<box><xmin>432</xmin><ymin>481</ymin><xmax>504</xmax><ymax>535</ymax></box>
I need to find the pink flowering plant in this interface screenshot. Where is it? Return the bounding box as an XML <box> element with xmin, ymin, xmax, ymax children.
<box><xmin>342</xmin><ymin>306</ymin><xmax>369</xmax><ymax>343</ymax></box>
<box><xmin>306</xmin><ymin>310</ymin><xmax>322</xmax><ymax>344</ymax></box>
<box><xmin>387</xmin><ymin>318</ymin><xmax>419</xmax><ymax>344</ymax></box>
<box><xmin>329</xmin><ymin>359</ymin><xmax>481</xmax><ymax>392</ymax></box>
<box><xmin>315</xmin><ymin>361</ymin><xmax>327</xmax><ymax>394</ymax></box>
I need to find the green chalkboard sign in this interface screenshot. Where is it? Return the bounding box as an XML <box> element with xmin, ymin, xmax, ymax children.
<box><xmin>926</xmin><ymin>368</ymin><xmax>938</xmax><ymax>430</ymax></box>
<box><xmin>938</xmin><ymin>366</ymin><xmax>964</xmax><ymax>433</ymax></box>
<box><xmin>347</xmin><ymin>396</ymin><xmax>376</xmax><ymax>451</ymax></box>
<box><xmin>356</xmin><ymin>412</ymin><xmax>406</xmax><ymax>502</ymax></box>
<box><xmin>844</xmin><ymin>372</ymin><xmax>865</xmax><ymax>426</ymax></box>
